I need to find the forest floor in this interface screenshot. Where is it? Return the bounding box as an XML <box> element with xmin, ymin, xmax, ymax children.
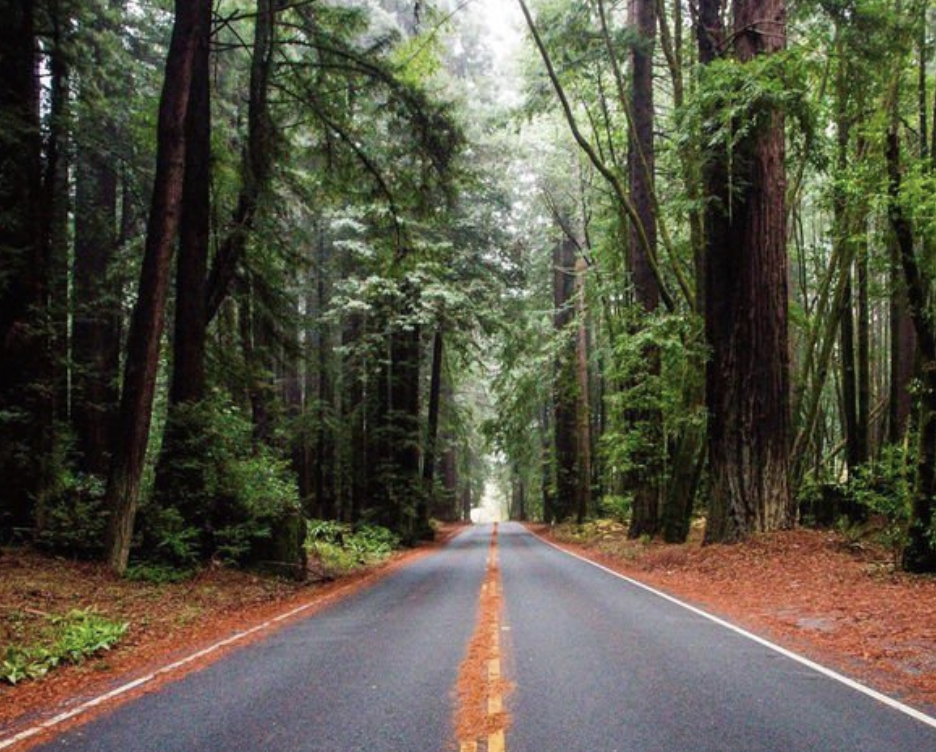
<box><xmin>0</xmin><ymin>526</ymin><xmax>464</xmax><ymax>737</ymax></box>
<box><xmin>534</xmin><ymin>520</ymin><xmax>936</xmax><ymax>712</ymax></box>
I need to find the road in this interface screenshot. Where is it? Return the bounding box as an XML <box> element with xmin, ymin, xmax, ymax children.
<box><xmin>20</xmin><ymin>523</ymin><xmax>936</xmax><ymax>751</ymax></box>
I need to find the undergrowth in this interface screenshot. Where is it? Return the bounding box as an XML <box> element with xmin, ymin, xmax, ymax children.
<box><xmin>305</xmin><ymin>520</ymin><xmax>400</xmax><ymax>574</ymax></box>
<box><xmin>1</xmin><ymin>609</ymin><xmax>128</xmax><ymax>685</ymax></box>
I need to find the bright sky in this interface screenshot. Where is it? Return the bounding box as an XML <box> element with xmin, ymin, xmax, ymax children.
<box><xmin>475</xmin><ymin>0</ymin><xmax>524</xmax><ymax>66</ymax></box>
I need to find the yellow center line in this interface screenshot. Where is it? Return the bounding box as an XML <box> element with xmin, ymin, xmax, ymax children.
<box><xmin>454</xmin><ymin>523</ymin><xmax>511</xmax><ymax>752</ymax></box>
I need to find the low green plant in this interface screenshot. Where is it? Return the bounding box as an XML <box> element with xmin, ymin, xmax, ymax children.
<box><xmin>36</xmin><ymin>472</ymin><xmax>108</xmax><ymax>557</ymax></box>
<box><xmin>598</xmin><ymin>494</ymin><xmax>632</xmax><ymax>524</ymax></box>
<box><xmin>1</xmin><ymin>610</ymin><xmax>129</xmax><ymax>686</ymax></box>
<box><xmin>124</xmin><ymin>563</ymin><xmax>194</xmax><ymax>584</ymax></box>
<box><xmin>306</xmin><ymin>520</ymin><xmax>401</xmax><ymax>574</ymax></box>
<box><xmin>848</xmin><ymin>445</ymin><xmax>913</xmax><ymax>567</ymax></box>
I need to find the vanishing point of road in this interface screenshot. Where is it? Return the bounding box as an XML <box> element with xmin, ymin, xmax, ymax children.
<box><xmin>11</xmin><ymin>523</ymin><xmax>936</xmax><ymax>752</ymax></box>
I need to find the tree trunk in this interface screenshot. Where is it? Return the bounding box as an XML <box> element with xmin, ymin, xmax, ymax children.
<box><xmin>151</xmin><ymin>0</ymin><xmax>212</xmax><ymax>543</ymax></box>
<box><xmin>43</xmin><ymin>2</ymin><xmax>72</xmax><ymax>431</ymax></box>
<box><xmin>702</xmin><ymin>0</ymin><xmax>793</xmax><ymax>542</ymax></box>
<box><xmin>886</xmin><ymin>128</ymin><xmax>936</xmax><ymax>572</ymax></box>
<box><xmin>574</xmin><ymin>257</ymin><xmax>592</xmax><ymax>524</ymax></box>
<box><xmin>0</xmin><ymin>0</ymin><xmax>46</xmax><ymax>533</ymax></box>
<box><xmin>540</xmin><ymin>402</ymin><xmax>554</xmax><ymax>522</ymax></box>
<box><xmin>889</xmin><ymin>233</ymin><xmax>917</xmax><ymax>443</ymax></box>
<box><xmin>102</xmin><ymin>0</ymin><xmax>207</xmax><ymax>574</ymax></box>
<box><xmin>73</xmin><ymin>2</ymin><xmax>124</xmax><ymax>477</ymax></box>
<box><xmin>423</xmin><ymin>327</ymin><xmax>445</xmax><ymax>503</ymax></box>
<box><xmin>168</xmin><ymin>12</ymin><xmax>211</xmax><ymax>408</ymax></box>
<box><xmin>553</xmin><ymin>237</ymin><xmax>578</xmax><ymax>523</ymax></box>
<box><xmin>205</xmin><ymin>0</ymin><xmax>277</xmax><ymax>323</ymax></box>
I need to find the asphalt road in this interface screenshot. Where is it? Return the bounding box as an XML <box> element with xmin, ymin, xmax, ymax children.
<box><xmin>23</xmin><ymin>522</ymin><xmax>936</xmax><ymax>752</ymax></box>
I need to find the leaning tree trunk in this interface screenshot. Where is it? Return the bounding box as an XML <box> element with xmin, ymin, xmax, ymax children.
<box><xmin>152</xmin><ymin>0</ymin><xmax>212</xmax><ymax>550</ymax></box>
<box><xmin>702</xmin><ymin>0</ymin><xmax>793</xmax><ymax>542</ymax></box>
<box><xmin>102</xmin><ymin>0</ymin><xmax>208</xmax><ymax>574</ymax></box>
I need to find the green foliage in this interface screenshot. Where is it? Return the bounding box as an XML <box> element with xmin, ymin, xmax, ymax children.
<box><xmin>305</xmin><ymin>520</ymin><xmax>401</xmax><ymax>574</ymax></box>
<box><xmin>140</xmin><ymin>394</ymin><xmax>300</xmax><ymax>567</ymax></box>
<box><xmin>123</xmin><ymin>563</ymin><xmax>194</xmax><ymax>585</ymax></box>
<box><xmin>848</xmin><ymin>445</ymin><xmax>913</xmax><ymax>565</ymax></box>
<box><xmin>36</xmin><ymin>472</ymin><xmax>107</xmax><ymax>557</ymax></box>
<box><xmin>1</xmin><ymin>610</ymin><xmax>128</xmax><ymax>686</ymax></box>
<box><xmin>600</xmin><ymin>310</ymin><xmax>706</xmax><ymax>480</ymax></box>
<box><xmin>679</xmin><ymin>49</ymin><xmax>816</xmax><ymax>197</ymax></box>
<box><xmin>598</xmin><ymin>494</ymin><xmax>632</xmax><ymax>524</ymax></box>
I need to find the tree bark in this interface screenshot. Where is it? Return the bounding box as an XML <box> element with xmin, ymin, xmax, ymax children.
<box><xmin>889</xmin><ymin>233</ymin><xmax>917</xmax><ymax>443</ymax></box>
<box><xmin>553</xmin><ymin>237</ymin><xmax>578</xmax><ymax>523</ymax></box>
<box><xmin>886</xmin><ymin>128</ymin><xmax>936</xmax><ymax>572</ymax></box>
<box><xmin>423</xmin><ymin>327</ymin><xmax>445</xmax><ymax>501</ymax></box>
<box><xmin>702</xmin><ymin>0</ymin><xmax>793</xmax><ymax>542</ymax></box>
<box><xmin>574</xmin><ymin>257</ymin><xmax>592</xmax><ymax>524</ymax></box>
<box><xmin>102</xmin><ymin>0</ymin><xmax>208</xmax><ymax>574</ymax></box>
<box><xmin>151</xmin><ymin>0</ymin><xmax>212</xmax><ymax>543</ymax></box>
<box><xmin>626</xmin><ymin>0</ymin><xmax>663</xmax><ymax>538</ymax></box>
<box><xmin>0</xmin><ymin>0</ymin><xmax>46</xmax><ymax>532</ymax></box>
<box><xmin>205</xmin><ymin>0</ymin><xmax>277</xmax><ymax>323</ymax></box>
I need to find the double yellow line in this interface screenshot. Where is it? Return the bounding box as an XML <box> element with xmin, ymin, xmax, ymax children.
<box><xmin>457</xmin><ymin>524</ymin><xmax>509</xmax><ymax>752</ymax></box>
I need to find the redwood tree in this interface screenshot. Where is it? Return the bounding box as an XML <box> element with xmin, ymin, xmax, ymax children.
<box><xmin>700</xmin><ymin>0</ymin><xmax>794</xmax><ymax>542</ymax></box>
<box><xmin>0</xmin><ymin>1</ymin><xmax>46</xmax><ymax>533</ymax></box>
<box><xmin>626</xmin><ymin>0</ymin><xmax>661</xmax><ymax>539</ymax></box>
<box><xmin>103</xmin><ymin>0</ymin><xmax>210</xmax><ymax>573</ymax></box>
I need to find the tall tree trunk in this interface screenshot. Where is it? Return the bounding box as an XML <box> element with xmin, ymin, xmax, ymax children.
<box><xmin>889</xmin><ymin>233</ymin><xmax>917</xmax><ymax>443</ymax></box>
<box><xmin>626</xmin><ymin>0</ymin><xmax>662</xmax><ymax>535</ymax></box>
<box><xmin>313</xmin><ymin>231</ymin><xmax>336</xmax><ymax>519</ymax></box>
<box><xmin>0</xmin><ymin>0</ymin><xmax>46</xmax><ymax>533</ymax></box>
<box><xmin>152</xmin><ymin>0</ymin><xmax>212</xmax><ymax>545</ymax></box>
<box><xmin>574</xmin><ymin>257</ymin><xmax>592</xmax><ymax>524</ymax></box>
<box><xmin>553</xmin><ymin>237</ymin><xmax>578</xmax><ymax>523</ymax></box>
<box><xmin>102</xmin><ymin>0</ymin><xmax>207</xmax><ymax>574</ymax></box>
<box><xmin>702</xmin><ymin>0</ymin><xmax>793</xmax><ymax>542</ymax></box>
<box><xmin>205</xmin><ymin>0</ymin><xmax>277</xmax><ymax>323</ymax></box>
<box><xmin>44</xmin><ymin>1</ymin><xmax>72</xmax><ymax>430</ymax></box>
<box><xmin>856</xmin><ymin>228</ymin><xmax>871</xmax><ymax>462</ymax></box>
<box><xmin>423</xmin><ymin>327</ymin><xmax>445</xmax><ymax>505</ymax></box>
<box><xmin>540</xmin><ymin>402</ymin><xmax>554</xmax><ymax>522</ymax></box>
<box><xmin>388</xmin><ymin>313</ymin><xmax>423</xmax><ymax>539</ymax></box>
<box><xmin>168</xmin><ymin>12</ymin><xmax>211</xmax><ymax>409</ymax></box>
<box><xmin>887</xmin><ymin>128</ymin><xmax>936</xmax><ymax>573</ymax></box>
<box><xmin>73</xmin><ymin>1</ymin><xmax>124</xmax><ymax>476</ymax></box>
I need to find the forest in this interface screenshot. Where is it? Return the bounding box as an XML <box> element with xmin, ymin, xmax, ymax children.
<box><xmin>2</xmin><ymin>0</ymin><xmax>936</xmax><ymax>578</ymax></box>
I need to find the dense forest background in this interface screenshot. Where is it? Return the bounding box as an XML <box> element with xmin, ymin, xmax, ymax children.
<box><xmin>2</xmin><ymin>0</ymin><xmax>935</xmax><ymax>575</ymax></box>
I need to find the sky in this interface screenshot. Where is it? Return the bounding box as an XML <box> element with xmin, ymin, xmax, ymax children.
<box><xmin>475</xmin><ymin>0</ymin><xmax>524</xmax><ymax>67</ymax></box>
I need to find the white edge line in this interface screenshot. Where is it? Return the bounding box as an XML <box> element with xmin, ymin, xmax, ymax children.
<box><xmin>530</xmin><ymin>529</ymin><xmax>936</xmax><ymax>732</ymax></box>
<box><xmin>0</xmin><ymin>578</ymin><xmax>366</xmax><ymax>751</ymax></box>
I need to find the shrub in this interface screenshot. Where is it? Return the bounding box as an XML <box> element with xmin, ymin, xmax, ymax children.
<box><xmin>137</xmin><ymin>394</ymin><xmax>301</xmax><ymax>567</ymax></box>
<box><xmin>848</xmin><ymin>445</ymin><xmax>913</xmax><ymax>566</ymax></box>
<box><xmin>598</xmin><ymin>494</ymin><xmax>632</xmax><ymax>524</ymax></box>
<box><xmin>306</xmin><ymin>520</ymin><xmax>400</xmax><ymax>574</ymax></box>
<box><xmin>36</xmin><ymin>473</ymin><xmax>107</xmax><ymax>557</ymax></box>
